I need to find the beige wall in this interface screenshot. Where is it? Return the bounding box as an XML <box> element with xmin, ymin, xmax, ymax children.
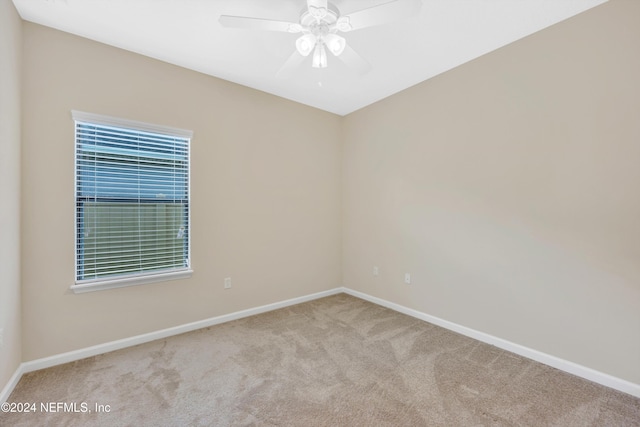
<box><xmin>0</xmin><ymin>0</ymin><xmax>22</xmax><ymax>390</ymax></box>
<box><xmin>343</xmin><ymin>0</ymin><xmax>640</xmax><ymax>384</ymax></box>
<box><xmin>21</xmin><ymin>23</ymin><xmax>342</xmax><ymax>360</ymax></box>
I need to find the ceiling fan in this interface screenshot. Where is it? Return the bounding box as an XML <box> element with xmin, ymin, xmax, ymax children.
<box><xmin>219</xmin><ymin>0</ymin><xmax>422</xmax><ymax>77</ymax></box>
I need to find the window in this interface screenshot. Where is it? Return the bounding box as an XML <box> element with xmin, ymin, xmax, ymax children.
<box><xmin>72</xmin><ymin>111</ymin><xmax>192</xmax><ymax>293</ymax></box>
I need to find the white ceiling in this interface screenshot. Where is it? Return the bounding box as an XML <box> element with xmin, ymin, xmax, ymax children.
<box><xmin>13</xmin><ymin>0</ymin><xmax>607</xmax><ymax>116</ymax></box>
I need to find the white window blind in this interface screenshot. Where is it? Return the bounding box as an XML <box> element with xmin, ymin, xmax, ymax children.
<box><xmin>73</xmin><ymin>111</ymin><xmax>192</xmax><ymax>291</ymax></box>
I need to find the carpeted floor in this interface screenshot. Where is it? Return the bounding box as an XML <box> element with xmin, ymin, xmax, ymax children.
<box><xmin>2</xmin><ymin>293</ymin><xmax>639</xmax><ymax>426</ymax></box>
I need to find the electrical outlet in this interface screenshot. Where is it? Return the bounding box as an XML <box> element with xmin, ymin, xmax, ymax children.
<box><xmin>373</xmin><ymin>266</ymin><xmax>379</xmax><ymax>276</ymax></box>
<box><xmin>404</xmin><ymin>273</ymin><xmax>411</xmax><ymax>284</ymax></box>
<box><xmin>224</xmin><ymin>277</ymin><xmax>232</xmax><ymax>289</ymax></box>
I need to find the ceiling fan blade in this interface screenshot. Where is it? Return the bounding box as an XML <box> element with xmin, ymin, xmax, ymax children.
<box><xmin>276</xmin><ymin>51</ymin><xmax>307</xmax><ymax>79</ymax></box>
<box><xmin>338</xmin><ymin>45</ymin><xmax>372</xmax><ymax>75</ymax></box>
<box><xmin>307</xmin><ymin>0</ymin><xmax>329</xmax><ymax>15</ymax></box>
<box><xmin>219</xmin><ymin>15</ymin><xmax>299</xmax><ymax>33</ymax></box>
<box><xmin>339</xmin><ymin>0</ymin><xmax>422</xmax><ymax>32</ymax></box>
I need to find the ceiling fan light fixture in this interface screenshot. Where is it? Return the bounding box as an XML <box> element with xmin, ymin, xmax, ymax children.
<box><xmin>296</xmin><ymin>34</ymin><xmax>316</xmax><ymax>56</ymax></box>
<box><xmin>324</xmin><ymin>33</ymin><xmax>346</xmax><ymax>56</ymax></box>
<box><xmin>312</xmin><ymin>43</ymin><xmax>328</xmax><ymax>68</ymax></box>
<box><xmin>221</xmin><ymin>0</ymin><xmax>413</xmax><ymax>75</ymax></box>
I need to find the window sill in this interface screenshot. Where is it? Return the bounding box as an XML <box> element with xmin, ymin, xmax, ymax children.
<box><xmin>70</xmin><ymin>269</ymin><xmax>193</xmax><ymax>294</ymax></box>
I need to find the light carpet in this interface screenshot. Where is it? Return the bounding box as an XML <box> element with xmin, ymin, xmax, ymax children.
<box><xmin>2</xmin><ymin>293</ymin><xmax>639</xmax><ymax>426</ymax></box>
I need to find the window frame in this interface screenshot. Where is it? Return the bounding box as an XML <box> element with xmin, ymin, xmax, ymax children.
<box><xmin>71</xmin><ymin>110</ymin><xmax>193</xmax><ymax>294</ymax></box>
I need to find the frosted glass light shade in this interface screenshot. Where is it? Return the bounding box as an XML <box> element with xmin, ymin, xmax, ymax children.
<box><xmin>296</xmin><ymin>34</ymin><xmax>316</xmax><ymax>57</ymax></box>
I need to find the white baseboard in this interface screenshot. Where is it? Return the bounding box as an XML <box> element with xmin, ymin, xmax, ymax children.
<box><xmin>342</xmin><ymin>288</ymin><xmax>640</xmax><ymax>399</ymax></box>
<box><xmin>3</xmin><ymin>286</ymin><xmax>638</xmax><ymax>403</ymax></box>
<box><xmin>1</xmin><ymin>287</ymin><xmax>342</xmax><ymax>403</ymax></box>
<box><xmin>0</xmin><ymin>364</ymin><xmax>26</xmax><ymax>405</ymax></box>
